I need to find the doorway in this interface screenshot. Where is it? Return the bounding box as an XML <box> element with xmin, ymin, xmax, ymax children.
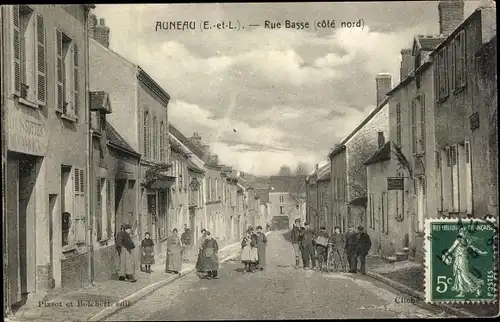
<box><xmin>114</xmin><ymin>179</ymin><xmax>126</xmax><ymax>236</ymax></box>
<box><xmin>6</xmin><ymin>153</ymin><xmax>38</xmax><ymax>311</ymax></box>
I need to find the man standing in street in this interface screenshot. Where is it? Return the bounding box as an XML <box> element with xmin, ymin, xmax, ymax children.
<box><xmin>299</xmin><ymin>222</ymin><xmax>316</xmax><ymax>270</ymax></box>
<box><xmin>354</xmin><ymin>226</ymin><xmax>372</xmax><ymax>275</ymax></box>
<box><xmin>181</xmin><ymin>225</ymin><xmax>192</xmax><ymax>262</ymax></box>
<box><xmin>290</xmin><ymin>219</ymin><xmax>302</xmax><ymax>269</ymax></box>
<box><xmin>345</xmin><ymin>225</ymin><xmax>358</xmax><ymax>273</ymax></box>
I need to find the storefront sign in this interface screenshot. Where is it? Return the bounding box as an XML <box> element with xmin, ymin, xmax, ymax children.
<box><xmin>7</xmin><ymin>106</ymin><xmax>47</xmax><ymax>156</ymax></box>
<box><xmin>387</xmin><ymin>177</ymin><xmax>404</xmax><ymax>190</ymax></box>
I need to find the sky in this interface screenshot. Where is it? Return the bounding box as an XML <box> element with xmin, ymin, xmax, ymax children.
<box><xmin>93</xmin><ymin>1</ymin><xmax>484</xmax><ymax>176</ymax></box>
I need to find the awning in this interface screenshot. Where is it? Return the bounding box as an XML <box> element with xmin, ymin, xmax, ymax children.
<box><xmin>147</xmin><ymin>174</ymin><xmax>176</xmax><ymax>190</ymax></box>
<box><xmin>350</xmin><ymin>196</ymin><xmax>367</xmax><ymax>207</ymax></box>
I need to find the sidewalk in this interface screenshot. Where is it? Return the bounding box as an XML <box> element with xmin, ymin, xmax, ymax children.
<box><xmin>5</xmin><ymin>234</ymin><xmax>264</xmax><ymax>322</ymax></box>
<box><xmin>365</xmin><ymin>256</ymin><xmax>498</xmax><ymax>318</ymax></box>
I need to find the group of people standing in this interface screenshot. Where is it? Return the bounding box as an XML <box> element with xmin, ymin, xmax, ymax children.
<box><xmin>290</xmin><ymin>219</ymin><xmax>372</xmax><ymax>274</ymax></box>
<box><xmin>240</xmin><ymin>226</ymin><xmax>268</xmax><ymax>273</ymax></box>
<box><xmin>114</xmin><ymin>224</ymin><xmax>198</xmax><ymax>283</ymax></box>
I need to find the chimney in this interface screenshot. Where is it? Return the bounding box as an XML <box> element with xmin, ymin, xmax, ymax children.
<box><xmin>189</xmin><ymin>132</ymin><xmax>202</xmax><ymax>146</ymax></box>
<box><xmin>376</xmin><ymin>73</ymin><xmax>392</xmax><ymax>107</ymax></box>
<box><xmin>438</xmin><ymin>0</ymin><xmax>464</xmax><ymax>37</ymax></box>
<box><xmin>88</xmin><ymin>14</ymin><xmax>97</xmax><ymax>38</ymax></box>
<box><xmin>315</xmin><ymin>164</ymin><xmax>319</xmax><ymax>170</ymax></box>
<box><xmin>93</xmin><ymin>17</ymin><xmax>110</xmax><ymax>48</ymax></box>
<box><xmin>377</xmin><ymin>132</ymin><xmax>385</xmax><ymax>149</ymax></box>
<box><xmin>400</xmin><ymin>49</ymin><xmax>413</xmax><ymax>81</ymax></box>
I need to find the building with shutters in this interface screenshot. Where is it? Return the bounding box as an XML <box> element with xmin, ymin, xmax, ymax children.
<box><xmin>2</xmin><ymin>4</ymin><xmax>94</xmax><ymax>311</ymax></box>
<box><xmin>306</xmin><ymin>161</ymin><xmax>330</xmax><ymax>231</ymax></box>
<box><xmin>89</xmin><ymin>15</ymin><xmax>172</xmax><ymax>263</ymax></box>
<box><xmin>89</xmin><ymin>91</ymin><xmax>141</xmax><ymax>282</ymax></box>
<box><xmin>430</xmin><ymin>4</ymin><xmax>496</xmax><ymax>219</ymax></box>
<box><xmin>328</xmin><ymin>74</ymin><xmax>390</xmax><ymax>235</ymax></box>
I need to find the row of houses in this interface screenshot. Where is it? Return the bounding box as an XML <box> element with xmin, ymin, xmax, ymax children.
<box><xmin>306</xmin><ymin>1</ymin><xmax>497</xmax><ymax>262</ymax></box>
<box><xmin>1</xmin><ymin>4</ymin><xmax>271</xmax><ymax>314</ymax></box>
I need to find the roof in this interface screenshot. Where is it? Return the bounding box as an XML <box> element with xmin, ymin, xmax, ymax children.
<box><xmin>89</xmin><ymin>91</ymin><xmax>112</xmax><ymax>114</ymax></box>
<box><xmin>255</xmin><ymin>188</ymin><xmax>270</xmax><ymax>204</ymax></box>
<box><xmin>169</xmin><ymin>124</ymin><xmax>205</xmax><ymax>159</ymax></box>
<box><xmin>316</xmin><ymin>164</ymin><xmax>331</xmax><ymax>182</ymax></box>
<box><xmin>105</xmin><ymin>121</ymin><xmax>139</xmax><ymax>155</ymax></box>
<box><xmin>431</xmin><ymin>6</ymin><xmax>495</xmax><ymax>56</ymax></box>
<box><xmin>414</xmin><ymin>35</ymin><xmax>446</xmax><ymax>53</ymax></box>
<box><xmin>187</xmin><ymin>158</ymin><xmax>204</xmax><ymax>173</ymax></box>
<box><xmin>364</xmin><ymin>141</ymin><xmax>392</xmax><ymax>166</ymax></box>
<box><xmin>270</xmin><ymin>175</ymin><xmax>307</xmax><ymax>194</ymax></box>
<box><xmin>169</xmin><ymin>136</ymin><xmax>185</xmax><ymax>155</ymax></box>
<box><xmin>329</xmin><ymin>96</ymin><xmax>389</xmax><ymax>159</ymax></box>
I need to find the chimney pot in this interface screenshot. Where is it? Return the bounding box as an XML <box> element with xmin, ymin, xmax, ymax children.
<box><xmin>92</xmin><ymin>16</ymin><xmax>110</xmax><ymax>48</ymax></box>
<box><xmin>377</xmin><ymin>132</ymin><xmax>385</xmax><ymax>149</ymax></box>
<box><xmin>400</xmin><ymin>49</ymin><xmax>413</xmax><ymax>81</ymax></box>
<box><xmin>99</xmin><ymin>18</ymin><xmax>105</xmax><ymax>25</ymax></box>
<box><xmin>375</xmin><ymin>73</ymin><xmax>392</xmax><ymax>107</ymax></box>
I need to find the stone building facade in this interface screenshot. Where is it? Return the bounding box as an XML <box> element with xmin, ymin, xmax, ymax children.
<box><xmin>2</xmin><ymin>4</ymin><xmax>94</xmax><ymax>309</ymax></box>
<box><xmin>329</xmin><ymin>74</ymin><xmax>390</xmax><ymax>233</ymax></box>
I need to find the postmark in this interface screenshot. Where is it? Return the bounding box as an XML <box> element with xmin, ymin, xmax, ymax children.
<box><xmin>424</xmin><ymin>217</ymin><xmax>497</xmax><ymax>304</ymax></box>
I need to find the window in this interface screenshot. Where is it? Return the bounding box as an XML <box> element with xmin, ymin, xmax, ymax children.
<box><xmin>411</xmin><ymin>100</ymin><xmax>417</xmax><ymax>154</ymax></box>
<box><xmin>208</xmin><ymin>177</ymin><xmax>212</xmax><ymax>201</ymax></box>
<box><xmin>419</xmin><ymin>95</ymin><xmax>425</xmax><ymax>153</ymax></box>
<box><xmin>55</xmin><ymin>29</ymin><xmax>79</xmax><ymax>118</ymax></box>
<box><xmin>73</xmin><ymin>167</ymin><xmax>85</xmax><ymax>243</ymax></box>
<box><xmin>152</xmin><ymin>116</ymin><xmax>157</xmax><ymax>160</ymax></box>
<box><xmin>215</xmin><ymin>178</ymin><xmax>219</xmax><ymax>200</ymax></box>
<box><xmin>279</xmin><ymin>195</ymin><xmax>284</xmax><ymax>203</ymax></box>
<box><xmin>158</xmin><ymin>191</ymin><xmax>168</xmax><ymax>239</ymax></box>
<box><xmin>453</xmin><ymin>30</ymin><xmax>466</xmax><ymax>90</ymax></box>
<box><xmin>436</xmin><ymin>151</ymin><xmax>443</xmax><ymax>212</ymax></box>
<box><xmin>96</xmin><ymin>178</ymin><xmax>103</xmax><ymax>239</ymax></box>
<box><xmin>11</xmin><ymin>5</ymin><xmax>46</xmax><ymax>106</ymax></box>
<box><xmin>159</xmin><ymin>121</ymin><xmax>163</xmax><ymax>161</ymax></box>
<box><xmin>279</xmin><ymin>206</ymin><xmax>284</xmax><ymax>215</ymax></box>
<box><xmin>396</xmin><ymin>103</ymin><xmax>402</xmax><ymax>147</ymax></box>
<box><xmin>143</xmin><ymin>110</ymin><xmax>149</xmax><ymax>158</ymax></box>
<box><xmin>381</xmin><ymin>193</ymin><xmax>386</xmax><ymax>234</ymax></box>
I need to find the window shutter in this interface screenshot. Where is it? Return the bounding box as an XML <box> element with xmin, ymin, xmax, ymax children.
<box><xmin>147</xmin><ymin>113</ymin><xmax>152</xmax><ymax>158</ymax></box>
<box><xmin>433</xmin><ymin>62</ymin><xmax>438</xmax><ymax>101</ymax></box>
<box><xmin>443</xmin><ymin>47</ymin><xmax>448</xmax><ymax>96</ymax></box>
<box><xmin>446</xmin><ymin>147</ymin><xmax>451</xmax><ymax>167</ymax></box>
<box><xmin>460</xmin><ymin>31</ymin><xmax>466</xmax><ymax>86</ymax></box>
<box><xmin>80</xmin><ymin>169</ymin><xmax>85</xmax><ymax>193</ymax></box>
<box><xmin>74</xmin><ymin>167</ymin><xmax>80</xmax><ymax>193</ymax></box>
<box><xmin>451</xmin><ymin>40</ymin><xmax>456</xmax><ymax>91</ymax></box>
<box><xmin>74</xmin><ymin>168</ymin><xmax>85</xmax><ymax>243</ymax></box>
<box><xmin>96</xmin><ymin>179</ymin><xmax>102</xmax><ymax>239</ymax></box>
<box><xmin>143</xmin><ymin>110</ymin><xmax>148</xmax><ymax>158</ymax></box>
<box><xmin>420</xmin><ymin>96</ymin><xmax>425</xmax><ymax>153</ymax></box>
<box><xmin>11</xmin><ymin>5</ymin><xmax>21</xmax><ymax>96</ymax></box>
<box><xmin>153</xmin><ymin>116</ymin><xmax>157</xmax><ymax>160</ymax></box>
<box><xmin>106</xmin><ymin>179</ymin><xmax>112</xmax><ymax>237</ymax></box>
<box><xmin>465</xmin><ymin>141</ymin><xmax>470</xmax><ymax>164</ymax></box>
<box><xmin>35</xmin><ymin>14</ymin><xmax>46</xmax><ymax>105</ymax></box>
<box><xmin>55</xmin><ymin>29</ymin><xmax>64</xmax><ymax>112</ymax></box>
<box><xmin>73</xmin><ymin>43</ymin><xmax>79</xmax><ymax>117</ymax></box>
<box><xmin>422</xmin><ymin>177</ymin><xmax>426</xmax><ymax>196</ymax></box>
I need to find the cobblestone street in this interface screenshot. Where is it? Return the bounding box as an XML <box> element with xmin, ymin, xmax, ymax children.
<box><xmin>106</xmin><ymin>232</ymin><xmax>452</xmax><ymax>320</ymax></box>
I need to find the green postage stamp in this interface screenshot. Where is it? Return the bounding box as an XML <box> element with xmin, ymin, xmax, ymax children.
<box><xmin>425</xmin><ymin>217</ymin><xmax>497</xmax><ymax>304</ymax></box>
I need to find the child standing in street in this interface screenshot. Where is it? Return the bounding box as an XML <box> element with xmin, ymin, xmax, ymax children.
<box><xmin>141</xmin><ymin>232</ymin><xmax>155</xmax><ymax>273</ymax></box>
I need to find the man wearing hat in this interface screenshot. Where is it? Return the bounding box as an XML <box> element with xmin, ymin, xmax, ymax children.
<box><xmin>290</xmin><ymin>218</ymin><xmax>302</xmax><ymax>269</ymax></box>
<box><xmin>354</xmin><ymin>225</ymin><xmax>372</xmax><ymax>274</ymax></box>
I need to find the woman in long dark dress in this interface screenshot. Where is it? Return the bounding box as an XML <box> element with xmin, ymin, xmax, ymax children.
<box><xmin>196</xmin><ymin>229</ymin><xmax>207</xmax><ymax>273</ymax></box>
<box><xmin>116</xmin><ymin>224</ymin><xmax>137</xmax><ymax>282</ymax></box>
<box><xmin>166</xmin><ymin>228</ymin><xmax>182</xmax><ymax>274</ymax></box>
<box><xmin>255</xmin><ymin>226</ymin><xmax>267</xmax><ymax>271</ymax></box>
<box><xmin>201</xmin><ymin>231</ymin><xmax>219</xmax><ymax>279</ymax></box>
<box><xmin>141</xmin><ymin>232</ymin><xmax>155</xmax><ymax>273</ymax></box>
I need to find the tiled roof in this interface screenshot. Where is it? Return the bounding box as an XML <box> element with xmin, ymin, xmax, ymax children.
<box><xmin>270</xmin><ymin>175</ymin><xmax>307</xmax><ymax>194</ymax></box>
<box><xmin>316</xmin><ymin>163</ymin><xmax>331</xmax><ymax>182</ymax></box>
<box><xmin>169</xmin><ymin>124</ymin><xmax>205</xmax><ymax>159</ymax></box>
<box><xmin>364</xmin><ymin>141</ymin><xmax>391</xmax><ymax>166</ymax></box>
<box><xmin>105</xmin><ymin>121</ymin><xmax>138</xmax><ymax>154</ymax></box>
<box><xmin>169</xmin><ymin>136</ymin><xmax>185</xmax><ymax>154</ymax></box>
<box><xmin>187</xmin><ymin>158</ymin><xmax>204</xmax><ymax>173</ymax></box>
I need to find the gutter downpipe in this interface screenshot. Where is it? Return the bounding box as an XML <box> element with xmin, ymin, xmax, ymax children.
<box><xmin>84</xmin><ymin>5</ymin><xmax>95</xmax><ymax>286</ymax></box>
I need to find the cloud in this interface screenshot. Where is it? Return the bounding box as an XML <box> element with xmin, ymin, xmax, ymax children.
<box><xmin>92</xmin><ymin>2</ymin><xmax>485</xmax><ymax>175</ymax></box>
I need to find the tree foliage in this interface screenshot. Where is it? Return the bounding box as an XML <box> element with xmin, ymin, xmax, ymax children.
<box><xmin>295</xmin><ymin>162</ymin><xmax>308</xmax><ymax>176</ymax></box>
<box><xmin>278</xmin><ymin>165</ymin><xmax>292</xmax><ymax>176</ymax></box>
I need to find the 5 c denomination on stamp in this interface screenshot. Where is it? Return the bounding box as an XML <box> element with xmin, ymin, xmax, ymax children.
<box><xmin>424</xmin><ymin>217</ymin><xmax>497</xmax><ymax>304</ymax></box>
